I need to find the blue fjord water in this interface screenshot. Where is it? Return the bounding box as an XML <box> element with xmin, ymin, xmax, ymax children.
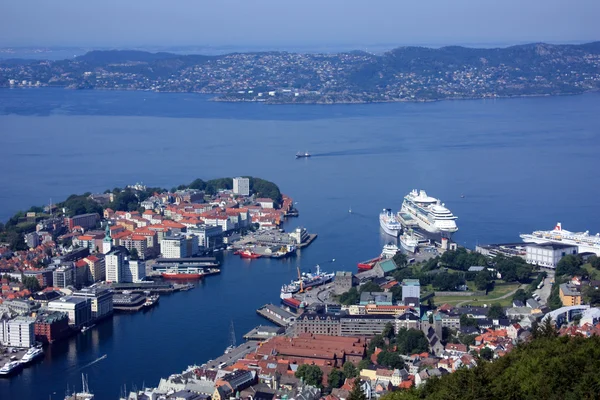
<box><xmin>0</xmin><ymin>88</ymin><xmax>599</xmax><ymax>399</ymax></box>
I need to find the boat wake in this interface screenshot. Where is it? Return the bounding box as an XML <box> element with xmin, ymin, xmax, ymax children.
<box><xmin>78</xmin><ymin>354</ymin><xmax>107</xmax><ymax>370</ymax></box>
<box><xmin>311</xmin><ymin>147</ymin><xmax>403</xmax><ymax>158</ymax></box>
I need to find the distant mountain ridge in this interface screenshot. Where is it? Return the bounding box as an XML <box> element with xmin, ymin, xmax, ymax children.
<box><xmin>2</xmin><ymin>41</ymin><xmax>600</xmax><ymax>104</ymax></box>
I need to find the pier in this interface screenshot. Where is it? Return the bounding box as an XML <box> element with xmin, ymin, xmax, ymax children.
<box><xmin>256</xmin><ymin>304</ymin><xmax>298</xmax><ymax>327</ymax></box>
<box><xmin>203</xmin><ymin>341</ymin><xmax>260</xmax><ymax>369</ymax></box>
<box><xmin>242</xmin><ymin>325</ymin><xmax>284</xmax><ymax>340</ymax></box>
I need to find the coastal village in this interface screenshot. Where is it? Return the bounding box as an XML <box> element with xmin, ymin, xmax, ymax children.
<box><xmin>1</xmin><ymin>179</ymin><xmax>600</xmax><ymax>399</ymax></box>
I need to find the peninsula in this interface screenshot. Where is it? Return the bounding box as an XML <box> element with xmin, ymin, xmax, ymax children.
<box><xmin>1</xmin><ymin>42</ymin><xmax>599</xmax><ymax>104</ymax></box>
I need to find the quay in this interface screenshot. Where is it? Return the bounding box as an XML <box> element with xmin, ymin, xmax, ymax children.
<box><xmin>113</xmin><ymin>293</ymin><xmax>147</xmax><ymax>312</ymax></box>
<box><xmin>203</xmin><ymin>341</ymin><xmax>260</xmax><ymax>369</ymax></box>
<box><xmin>242</xmin><ymin>325</ymin><xmax>284</xmax><ymax>340</ymax></box>
<box><xmin>298</xmin><ymin>233</ymin><xmax>317</xmax><ymax>249</ymax></box>
<box><xmin>256</xmin><ymin>304</ymin><xmax>297</xmax><ymax>327</ymax></box>
<box><xmin>109</xmin><ymin>282</ymin><xmax>176</xmax><ymax>293</ymax></box>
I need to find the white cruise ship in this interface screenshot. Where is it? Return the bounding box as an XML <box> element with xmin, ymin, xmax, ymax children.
<box><xmin>379</xmin><ymin>209</ymin><xmax>402</xmax><ymax>237</ymax></box>
<box><xmin>400</xmin><ymin>229</ymin><xmax>419</xmax><ymax>254</ymax></box>
<box><xmin>520</xmin><ymin>222</ymin><xmax>600</xmax><ymax>256</ymax></box>
<box><xmin>400</xmin><ymin>190</ymin><xmax>458</xmax><ymax>236</ymax></box>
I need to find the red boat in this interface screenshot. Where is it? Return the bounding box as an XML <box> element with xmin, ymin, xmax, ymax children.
<box><xmin>357</xmin><ymin>256</ymin><xmax>382</xmax><ymax>271</ymax></box>
<box><xmin>239</xmin><ymin>249</ymin><xmax>261</xmax><ymax>259</ymax></box>
<box><xmin>161</xmin><ymin>272</ymin><xmax>204</xmax><ymax>280</ymax></box>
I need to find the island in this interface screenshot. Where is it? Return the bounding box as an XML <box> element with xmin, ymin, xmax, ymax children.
<box><xmin>1</xmin><ymin>42</ymin><xmax>599</xmax><ymax>104</ymax></box>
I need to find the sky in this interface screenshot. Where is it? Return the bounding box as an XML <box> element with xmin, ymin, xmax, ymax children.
<box><xmin>0</xmin><ymin>0</ymin><xmax>599</xmax><ymax>49</ymax></box>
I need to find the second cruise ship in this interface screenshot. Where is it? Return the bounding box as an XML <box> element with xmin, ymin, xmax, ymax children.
<box><xmin>400</xmin><ymin>189</ymin><xmax>458</xmax><ymax>236</ymax></box>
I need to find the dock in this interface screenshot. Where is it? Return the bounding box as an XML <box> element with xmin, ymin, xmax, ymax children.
<box><xmin>256</xmin><ymin>304</ymin><xmax>298</xmax><ymax>327</ymax></box>
<box><xmin>242</xmin><ymin>325</ymin><xmax>285</xmax><ymax>340</ymax></box>
<box><xmin>203</xmin><ymin>341</ymin><xmax>260</xmax><ymax>369</ymax></box>
<box><xmin>297</xmin><ymin>233</ymin><xmax>317</xmax><ymax>249</ymax></box>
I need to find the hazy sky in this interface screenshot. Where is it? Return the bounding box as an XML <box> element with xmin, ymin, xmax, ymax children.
<box><xmin>1</xmin><ymin>0</ymin><xmax>598</xmax><ymax>48</ymax></box>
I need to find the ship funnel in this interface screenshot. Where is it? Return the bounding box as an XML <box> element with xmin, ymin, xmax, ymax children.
<box><xmin>555</xmin><ymin>222</ymin><xmax>562</xmax><ymax>231</ymax></box>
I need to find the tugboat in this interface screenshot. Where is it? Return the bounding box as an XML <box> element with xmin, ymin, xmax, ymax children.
<box><xmin>295</xmin><ymin>151</ymin><xmax>311</xmax><ymax>159</ymax></box>
<box><xmin>239</xmin><ymin>249</ymin><xmax>261</xmax><ymax>259</ymax></box>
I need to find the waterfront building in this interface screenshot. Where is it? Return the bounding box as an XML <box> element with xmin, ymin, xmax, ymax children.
<box><xmin>294</xmin><ymin>313</ymin><xmax>341</xmax><ymax>336</ymax></box>
<box><xmin>105</xmin><ymin>247</ymin><xmax>145</xmax><ymax>283</ymax></box>
<box><xmin>53</xmin><ymin>263</ymin><xmax>75</xmax><ymax>288</ymax></box>
<box><xmin>402</xmin><ymin>279</ymin><xmax>421</xmax><ymax>301</ymax></box>
<box><xmin>525</xmin><ymin>243</ymin><xmax>578</xmax><ymax>269</ymax></box>
<box><xmin>105</xmin><ymin>248</ymin><xmax>126</xmax><ymax>283</ymax></box>
<box><xmin>233</xmin><ymin>177</ymin><xmax>250</xmax><ymax>196</ymax></box>
<box><xmin>73</xmin><ymin>287</ymin><xmax>114</xmax><ymax>321</ymax></box>
<box><xmin>0</xmin><ymin>316</ymin><xmax>36</xmax><ymax>348</ymax></box>
<box><xmin>34</xmin><ymin>312</ymin><xmax>70</xmax><ymax>343</ymax></box>
<box><xmin>64</xmin><ymin>213</ymin><xmax>99</xmax><ymax>231</ymax></box>
<box><xmin>187</xmin><ymin>225</ymin><xmax>223</xmax><ymax>249</ymax></box>
<box><xmin>559</xmin><ymin>283</ymin><xmax>583</xmax><ymax>306</ymax></box>
<box><xmin>84</xmin><ymin>254</ymin><xmax>105</xmax><ymax>282</ymax></box>
<box><xmin>290</xmin><ymin>227</ymin><xmax>308</xmax><ymax>244</ymax></box>
<box><xmin>47</xmin><ymin>296</ymin><xmax>92</xmax><ymax>328</ymax></box>
<box><xmin>161</xmin><ymin>235</ymin><xmax>187</xmax><ymax>258</ymax></box>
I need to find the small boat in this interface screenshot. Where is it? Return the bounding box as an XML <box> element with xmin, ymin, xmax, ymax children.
<box><xmin>144</xmin><ymin>294</ymin><xmax>160</xmax><ymax>308</ymax></box>
<box><xmin>239</xmin><ymin>249</ymin><xmax>261</xmax><ymax>259</ymax></box>
<box><xmin>81</xmin><ymin>324</ymin><xmax>95</xmax><ymax>333</ymax></box>
<box><xmin>0</xmin><ymin>360</ymin><xmax>23</xmax><ymax>376</ymax></box>
<box><xmin>295</xmin><ymin>151</ymin><xmax>311</xmax><ymax>158</ymax></box>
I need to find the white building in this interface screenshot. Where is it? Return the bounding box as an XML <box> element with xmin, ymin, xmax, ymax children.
<box><xmin>525</xmin><ymin>243</ymin><xmax>578</xmax><ymax>268</ymax></box>
<box><xmin>161</xmin><ymin>235</ymin><xmax>187</xmax><ymax>259</ymax></box>
<box><xmin>233</xmin><ymin>177</ymin><xmax>250</xmax><ymax>196</ymax></box>
<box><xmin>105</xmin><ymin>248</ymin><xmax>125</xmax><ymax>283</ymax></box>
<box><xmin>401</xmin><ymin>279</ymin><xmax>421</xmax><ymax>301</ymax></box>
<box><xmin>47</xmin><ymin>296</ymin><xmax>92</xmax><ymax>328</ymax></box>
<box><xmin>1</xmin><ymin>317</ymin><xmax>36</xmax><ymax>348</ymax></box>
<box><xmin>124</xmin><ymin>260</ymin><xmax>146</xmax><ymax>282</ymax></box>
<box><xmin>105</xmin><ymin>248</ymin><xmax>145</xmax><ymax>283</ymax></box>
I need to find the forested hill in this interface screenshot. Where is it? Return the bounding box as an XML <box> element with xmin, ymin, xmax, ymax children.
<box><xmin>382</xmin><ymin>335</ymin><xmax>600</xmax><ymax>400</ymax></box>
<box><xmin>2</xmin><ymin>42</ymin><xmax>600</xmax><ymax>103</ymax></box>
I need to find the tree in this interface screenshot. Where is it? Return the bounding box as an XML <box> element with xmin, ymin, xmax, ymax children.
<box><xmin>328</xmin><ymin>368</ymin><xmax>344</xmax><ymax>389</ymax></box>
<box><xmin>130</xmin><ymin>248</ymin><xmax>139</xmax><ymax>260</ymax></box>
<box><xmin>487</xmin><ymin>303</ymin><xmax>506</xmax><ymax>319</ymax></box>
<box><xmin>460</xmin><ymin>314</ymin><xmax>478</xmax><ymax>328</ymax></box>
<box><xmin>339</xmin><ymin>287</ymin><xmax>360</xmax><ymax>305</ymax></box>
<box><xmin>396</xmin><ymin>328</ymin><xmax>429</xmax><ymax>355</ymax></box>
<box><xmin>359</xmin><ymin>281</ymin><xmax>382</xmax><ymax>293</ymax></box>
<box><xmin>348</xmin><ymin>379</ymin><xmax>367</xmax><ymax>400</ymax></box>
<box><xmin>22</xmin><ymin>276</ymin><xmax>41</xmax><ymax>292</ymax></box>
<box><xmin>295</xmin><ymin>364</ymin><xmax>323</xmax><ymax>387</ymax></box>
<box><xmin>539</xmin><ymin>316</ymin><xmax>558</xmax><ymax>338</ymax></box>
<box><xmin>382</xmin><ymin>322</ymin><xmax>395</xmax><ymax>340</ymax></box>
<box><xmin>589</xmin><ymin>255</ymin><xmax>600</xmax><ymax>270</ymax></box>
<box><xmin>512</xmin><ymin>288</ymin><xmax>528</xmax><ymax>303</ymax></box>
<box><xmin>393</xmin><ymin>252</ymin><xmax>408</xmax><ymax>268</ymax></box>
<box><xmin>556</xmin><ymin>254</ymin><xmax>584</xmax><ymax>277</ymax></box>
<box><xmin>367</xmin><ymin>334</ymin><xmax>386</xmax><ymax>356</ymax></box>
<box><xmin>377</xmin><ymin>350</ymin><xmax>405</xmax><ymax>369</ymax></box>
<box><xmin>479</xmin><ymin>347</ymin><xmax>494</xmax><ymax>361</ymax></box>
<box><xmin>474</xmin><ymin>270</ymin><xmax>492</xmax><ymax>291</ymax></box>
<box><xmin>343</xmin><ymin>361</ymin><xmax>359</xmax><ymax>379</ymax></box>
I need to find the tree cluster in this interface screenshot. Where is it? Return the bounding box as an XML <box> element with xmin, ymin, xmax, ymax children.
<box><xmin>382</xmin><ymin>335</ymin><xmax>600</xmax><ymax>400</ymax></box>
<box><xmin>494</xmin><ymin>255</ymin><xmax>532</xmax><ymax>283</ymax></box>
<box><xmin>439</xmin><ymin>248</ymin><xmax>488</xmax><ymax>271</ymax></box>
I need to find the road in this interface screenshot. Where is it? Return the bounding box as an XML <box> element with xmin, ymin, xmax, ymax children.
<box><xmin>534</xmin><ymin>269</ymin><xmax>555</xmax><ymax>306</ymax></box>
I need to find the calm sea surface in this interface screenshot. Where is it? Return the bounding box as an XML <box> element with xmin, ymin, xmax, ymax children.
<box><xmin>1</xmin><ymin>89</ymin><xmax>599</xmax><ymax>399</ymax></box>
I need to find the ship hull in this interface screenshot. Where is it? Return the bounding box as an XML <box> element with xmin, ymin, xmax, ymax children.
<box><xmin>400</xmin><ymin>240</ymin><xmax>417</xmax><ymax>254</ymax></box>
<box><xmin>380</xmin><ymin>223</ymin><xmax>401</xmax><ymax>237</ymax></box>
<box><xmin>161</xmin><ymin>273</ymin><xmax>203</xmax><ymax>280</ymax></box>
<box><xmin>358</xmin><ymin>257</ymin><xmax>381</xmax><ymax>271</ymax></box>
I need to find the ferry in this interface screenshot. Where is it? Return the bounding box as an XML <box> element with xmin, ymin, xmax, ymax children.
<box><xmin>0</xmin><ymin>360</ymin><xmax>22</xmax><ymax>376</ymax></box>
<box><xmin>379</xmin><ymin>209</ymin><xmax>402</xmax><ymax>237</ymax></box>
<box><xmin>520</xmin><ymin>222</ymin><xmax>600</xmax><ymax>256</ymax></box>
<box><xmin>21</xmin><ymin>346</ymin><xmax>44</xmax><ymax>364</ymax></box>
<box><xmin>400</xmin><ymin>229</ymin><xmax>419</xmax><ymax>254</ymax></box>
<box><xmin>381</xmin><ymin>243</ymin><xmax>400</xmax><ymax>259</ymax></box>
<box><xmin>161</xmin><ymin>267</ymin><xmax>205</xmax><ymax>280</ymax></box>
<box><xmin>400</xmin><ymin>189</ymin><xmax>458</xmax><ymax>236</ymax></box>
